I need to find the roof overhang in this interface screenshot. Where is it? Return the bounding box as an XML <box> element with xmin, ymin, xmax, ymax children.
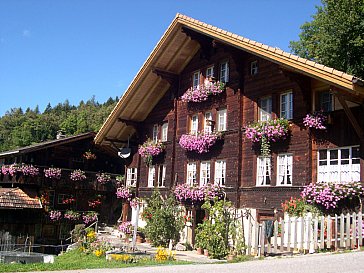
<box><xmin>95</xmin><ymin>13</ymin><xmax>364</xmax><ymax>148</ymax></box>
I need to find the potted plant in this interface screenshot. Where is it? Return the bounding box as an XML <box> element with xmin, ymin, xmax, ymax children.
<box><xmin>181</xmin><ymin>80</ymin><xmax>225</xmax><ymax>103</ymax></box>
<box><xmin>138</xmin><ymin>139</ymin><xmax>165</xmax><ymax>165</ymax></box>
<box><xmin>179</xmin><ymin>131</ymin><xmax>222</xmax><ymax>154</ymax></box>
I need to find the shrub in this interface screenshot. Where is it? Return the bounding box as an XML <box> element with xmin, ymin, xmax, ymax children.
<box><xmin>143</xmin><ymin>190</ymin><xmax>184</xmax><ymax>247</ymax></box>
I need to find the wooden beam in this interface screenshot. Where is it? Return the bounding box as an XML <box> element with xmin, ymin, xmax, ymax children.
<box><xmin>336</xmin><ymin>94</ymin><xmax>364</xmax><ymax>140</ymax></box>
<box><xmin>152</xmin><ymin>68</ymin><xmax>178</xmax><ymax>86</ymax></box>
<box><xmin>181</xmin><ymin>27</ymin><xmax>214</xmax><ymax>61</ymax></box>
<box><xmin>117</xmin><ymin>118</ymin><xmax>141</xmax><ymax>129</ymax></box>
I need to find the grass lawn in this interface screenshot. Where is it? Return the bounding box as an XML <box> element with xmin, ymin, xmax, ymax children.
<box><xmin>0</xmin><ymin>249</ymin><xmax>190</xmax><ymax>272</ymax></box>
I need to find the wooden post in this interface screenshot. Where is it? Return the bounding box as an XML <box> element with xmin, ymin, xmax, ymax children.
<box><xmin>280</xmin><ymin>218</ymin><xmax>285</xmax><ymax>252</ymax></box>
<box><xmin>327</xmin><ymin>215</ymin><xmax>332</xmax><ymax>249</ymax></box>
<box><xmin>320</xmin><ymin>216</ymin><xmax>325</xmax><ymax>249</ymax></box>
<box><xmin>287</xmin><ymin>216</ymin><xmax>291</xmax><ymax>252</ymax></box>
<box><xmin>273</xmin><ymin>220</ymin><xmax>278</xmax><ymax>253</ymax></box>
<box><xmin>313</xmin><ymin>217</ymin><xmax>318</xmax><ymax>251</ymax></box>
<box><xmin>359</xmin><ymin>212</ymin><xmax>363</xmax><ymax>247</ymax></box>
<box><xmin>247</xmin><ymin>214</ymin><xmax>252</xmax><ymax>255</ymax></box>
<box><xmin>340</xmin><ymin>214</ymin><xmax>345</xmax><ymax>248</ymax></box>
<box><xmin>345</xmin><ymin>213</ymin><xmax>351</xmax><ymax>249</ymax></box>
<box><xmin>351</xmin><ymin>212</ymin><xmax>357</xmax><ymax>249</ymax></box>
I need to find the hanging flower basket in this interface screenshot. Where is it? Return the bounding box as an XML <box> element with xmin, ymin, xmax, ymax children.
<box><xmin>20</xmin><ymin>164</ymin><xmax>39</xmax><ymax>177</ymax></box>
<box><xmin>1</xmin><ymin>164</ymin><xmax>20</xmax><ymax>176</ymax></box>
<box><xmin>64</xmin><ymin>210</ymin><xmax>80</xmax><ymax>221</ymax></box>
<box><xmin>70</xmin><ymin>169</ymin><xmax>87</xmax><ymax>181</ymax></box>
<box><xmin>96</xmin><ymin>173</ymin><xmax>111</xmax><ymax>184</ymax></box>
<box><xmin>49</xmin><ymin>210</ymin><xmax>62</xmax><ymax>221</ymax></box>
<box><xmin>83</xmin><ymin>150</ymin><xmax>97</xmax><ymax>160</ymax></box>
<box><xmin>138</xmin><ymin>139</ymin><xmax>165</xmax><ymax>165</ymax></box>
<box><xmin>245</xmin><ymin>118</ymin><xmax>289</xmax><ymax>156</ymax></box>
<box><xmin>88</xmin><ymin>197</ymin><xmax>102</xmax><ymax>209</ymax></box>
<box><xmin>179</xmin><ymin>131</ymin><xmax>222</xmax><ymax>154</ymax></box>
<box><xmin>303</xmin><ymin>111</ymin><xmax>327</xmax><ymax>130</ymax></box>
<box><xmin>116</xmin><ymin>186</ymin><xmax>133</xmax><ymax>201</ymax></box>
<box><xmin>44</xmin><ymin>167</ymin><xmax>62</xmax><ymax>180</ymax></box>
<box><xmin>82</xmin><ymin>211</ymin><xmax>98</xmax><ymax>225</ymax></box>
<box><xmin>181</xmin><ymin>81</ymin><xmax>225</xmax><ymax>103</ymax></box>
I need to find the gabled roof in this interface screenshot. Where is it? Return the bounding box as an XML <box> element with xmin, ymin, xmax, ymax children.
<box><xmin>95</xmin><ymin>13</ymin><xmax>364</xmax><ymax>147</ymax></box>
<box><xmin>0</xmin><ymin>132</ymin><xmax>95</xmax><ymax>157</ymax></box>
<box><xmin>0</xmin><ymin>188</ymin><xmax>42</xmax><ymax>209</ymax></box>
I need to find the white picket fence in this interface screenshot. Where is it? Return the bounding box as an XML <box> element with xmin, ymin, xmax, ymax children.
<box><xmin>246</xmin><ymin>212</ymin><xmax>364</xmax><ymax>256</ymax></box>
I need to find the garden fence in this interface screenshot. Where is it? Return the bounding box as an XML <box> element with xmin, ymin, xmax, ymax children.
<box><xmin>245</xmin><ymin>212</ymin><xmax>364</xmax><ymax>256</ymax></box>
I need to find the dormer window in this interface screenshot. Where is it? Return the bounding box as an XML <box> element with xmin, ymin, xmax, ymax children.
<box><xmin>251</xmin><ymin>61</ymin><xmax>258</xmax><ymax>75</ymax></box>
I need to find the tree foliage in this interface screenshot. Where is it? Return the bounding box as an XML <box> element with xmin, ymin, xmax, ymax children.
<box><xmin>0</xmin><ymin>96</ymin><xmax>118</xmax><ymax>152</ymax></box>
<box><xmin>290</xmin><ymin>0</ymin><xmax>364</xmax><ymax>78</ymax></box>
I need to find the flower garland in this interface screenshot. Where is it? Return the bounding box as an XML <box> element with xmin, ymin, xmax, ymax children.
<box><xmin>44</xmin><ymin>167</ymin><xmax>62</xmax><ymax>179</ymax></box>
<box><xmin>181</xmin><ymin>81</ymin><xmax>225</xmax><ymax>103</ymax></box>
<box><xmin>96</xmin><ymin>173</ymin><xmax>111</xmax><ymax>184</ymax></box>
<box><xmin>138</xmin><ymin>139</ymin><xmax>165</xmax><ymax>165</ymax></box>
<box><xmin>303</xmin><ymin>111</ymin><xmax>327</xmax><ymax>130</ymax></box>
<box><xmin>70</xmin><ymin>169</ymin><xmax>87</xmax><ymax>181</ymax></box>
<box><xmin>179</xmin><ymin>131</ymin><xmax>221</xmax><ymax>154</ymax></box>
<box><xmin>116</xmin><ymin>186</ymin><xmax>133</xmax><ymax>200</ymax></box>
<box><xmin>82</xmin><ymin>211</ymin><xmax>98</xmax><ymax>225</ymax></box>
<box><xmin>301</xmin><ymin>181</ymin><xmax>364</xmax><ymax>210</ymax></box>
<box><xmin>174</xmin><ymin>183</ymin><xmax>224</xmax><ymax>205</ymax></box>
<box><xmin>245</xmin><ymin>118</ymin><xmax>289</xmax><ymax>156</ymax></box>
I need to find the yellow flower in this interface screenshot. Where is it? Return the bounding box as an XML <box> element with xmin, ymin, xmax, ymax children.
<box><xmin>94</xmin><ymin>249</ymin><xmax>104</xmax><ymax>257</ymax></box>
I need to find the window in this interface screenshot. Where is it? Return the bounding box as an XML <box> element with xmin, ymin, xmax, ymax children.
<box><xmin>216</xmin><ymin>109</ymin><xmax>227</xmax><ymax>131</ymax></box>
<box><xmin>318</xmin><ymin>146</ymin><xmax>360</xmax><ymax>182</ymax></box>
<box><xmin>206</xmin><ymin>66</ymin><xmax>214</xmax><ymax>79</ymax></box>
<box><xmin>220</xmin><ymin>62</ymin><xmax>229</xmax><ymax>83</ymax></box>
<box><xmin>148</xmin><ymin>166</ymin><xmax>155</xmax><ymax>187</ymax></box>
<box><xmin>186</xmin><ymin>162</ymin><xmax>197</xmax><ymax>185</ymax></box>
<box><xmin>280</xmin><ymin>92</ymin><xmax>293</xmax><ymax>120</ymax></box>
<box><xmin>200</xmin><ymin>161</ymin><xmax>211</xmax><ymax>186</ymax></box>
<box><xmin>277</xmin><ymin>154</ymin><xmax>293</xmax><ymax>186</ymax></box>
<box><xmin>204</xmin><ymin>112</ymin><xmax>213</xmax><ymax>133</ymax></box>
<box><xmin>215</xmin><ymin>160</ymin><xmax>226</xmax><ymax>186</ymax></box>
<box><xmin>161</xmin><ymin>122</ymin><xmax>168</xmax><ymax>142</ymax></box>
<box><xmin>259</xmin><ymin>96</ymin><xmax>272</xmax><ymax>121</ymax></box>
<box><xmin>250</xmin><ymin>61</ymin><xmax>258</xmax><ymax>75</ymax></box>
<box><xmin>190</xmin><ymin>114</ymin><xmax>198</xmax><ymax>135</ymax></box>
<box><xmin>157</xmin><ymin>165</ymin><xmax>166</xmax><ymax>187</ymax></box>
<box><xmin>192</xmin><ymin>71</ymin><xmax>200</xmax><ymax>88</ymax></box>
<box><xmin>152</xmin><ymin>124</ymin><xmax>158</xmax><ymax>142</ymax></box>
<box><xmin>257</xmin><ymin>157</ymin><xmax>271</xmax><ymax>186</ymax></box>
<box><xmin>319</xmin><ymin>91</ymin><xmax>333</xmax><ymax>112</ymax></box>
<box><xmin>126</xmin><ymin>168</ymin><xmax>137</xmax><ymax>187</ymax></box>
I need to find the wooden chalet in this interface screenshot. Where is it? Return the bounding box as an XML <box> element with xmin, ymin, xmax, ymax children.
<box><xmin>0</xmin><ymin>132</ymin><xmax>124</xmax><ymax>252</ymax></box>
<box><xmin>95</xmin><ymin>14</ymin><xmax>364</xmax><ymax>226</ymax></box>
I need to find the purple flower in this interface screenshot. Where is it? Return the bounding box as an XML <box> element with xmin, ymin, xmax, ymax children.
<box><xmin>174</xmin><ymin>183</ymin><xmax>224</xmax><ymax>204</ymax></box>
<box><xmin>138</xmin><ymin>139</ymin><xmax>165</xmax><ymax>165</ymax></box>
<box><xmin>179</xmin><ymin>132</ymin><xmax>221</xmax><ymax>154</ymax></box>
<box><xmin>118</xmin><ymin>221</ymin><xmax>133</xmax><ymax>235</ymax></box>
<box><xmin>303</xmin><ymin>111</ymin><xmax>327</xmax><ymax>130</ymax></box>
<box><xmin>44</xmin><ymin>167</ymin><xmax>62</xmax><ymax>179</ymax></box>
<box><xmin>49</xmin><ymin>210</ymin><xmax>62</xmax><ymax>221</ymax></box>
<box><xmin>82</xmin><ymin>211</ymin><xmax>98</xmax><ymax>224</ymax></box>
<box><xmin>70</xmin><ymin>169</ymin><xmax>86</xmax><ymax>181</ymax></box>
<box><xmin>116</xmin><ymin>186</ymin><xmax>133</xmax><ymax>200</ymax></box>
<box><xmin>96</xmin><ymin>173</ymin><xmax>111</xmax><ymax>184</ymax></box>
<box><xmin>181</xmin><ymin>81</ymin><xmax>225</xmax><ymax>103</ymax></box>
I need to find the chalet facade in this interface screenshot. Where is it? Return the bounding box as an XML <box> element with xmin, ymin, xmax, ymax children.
<box><xmin>0</xmin><ymin>132</ymin><xmax>124</xmax><ymax>252</ymax></box>
<box><xmin>95</xmin><ymin>14</ymin><xmax>364</xmax><ymax>224</ymax></box>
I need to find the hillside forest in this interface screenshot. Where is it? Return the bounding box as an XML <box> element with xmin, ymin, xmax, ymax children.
<box><xmin>0</xmin><ymin>96</ymin><xmax>118</xmax><ymax>152</ymax></box>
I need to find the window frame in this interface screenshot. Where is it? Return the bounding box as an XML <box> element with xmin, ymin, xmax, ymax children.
<box><xmin>280</xmin><ymin>91</ymin><xmax>293</xmax><ymax>120</ymax></box>
<box><xmin>319</xmin><ymin>91</ymin><xmax>334</xmax><ymax>112</ymax></box>
<box><xmin>200</xmin><ymin>161</ymin><xmax>211</xmax><ymax>186</ymax></box>
<box><xmin>206</xmin><ymin>66</ymin><xmax>214</xmax><ymax>80</ymax></box>
<box><xmin>186</xmin><ymin>162</ymin><xmax>197</xmax><ymax>185</ymax></box>
<box><xmin>204</xmin><ymin>112</ymin><xmax>213</xmax><ymax>133</ymax></box>
<box><xmin>152</xmin><ymin>124</ymin><xmax>158</xmax><ymax>142</ymax></box>
<box><xmin>161</xmin><ymin>122</ymin><xmax>168</xmax><ymax>142</ymax></box>
<box><xmin>259</xmin><ymin>96</ymin><xmax>272</xmax><ymax>122</ymax></box>
<box><xmin>215</xmin><ymin>160</ymin><xmax>226</xmax><ymax>186</ymax></box>
<box><xmin>126</xmin><ymin>167</ymin><xmax>137</xmax><ymax>187</ymax></box>
<box><xmin>216</xmin><ymin>108</ymin><xmax>227</xmax><ymax>132</ymax></box>
<box><xmin>147</xmin><ymin>165</ymin><xmax>155</xmax><ymax>187</ymax></box>
<box><xmin>277</xmin><ymin>154</ymin><xmax>293</xmax><ymax>186</ymax></box>
<box><xmin>317</xmin><ymin>146</ymin><xmax>360</xmax><ymax>183</ymax></box>
<box><xmin>250</xmin><ymin>61</ymin><xmax>258</xmax><ymax>75</ymax></box>
<box><xmin>157</xmin><ymin>165</ymin><xmax>166</xmax><ymax>188</ymax></box>
<box><xmin>190</xmin><ymin>114</ymin><xmax>199</xmax><ymax>135</ymax></box>
<box><xmin>219</xmin><ymin>61</ymin><xmax>229</xmax><ymax>83</ymax></box>
<box><xmin>192</xmin><ymin>71</ymin><xmax>200</xmax><ymax>89</ymax></box>
<box><xmin>256</xmin><ymin>156</ymin><xmax>271</xmax><ymax>186</ymax></box>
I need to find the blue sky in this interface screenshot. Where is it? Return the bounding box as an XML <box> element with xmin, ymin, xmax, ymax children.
<box><xmin>0</xmin><ymin>0</ymin><xmax>321</xmax><ymax>117</ymax></box>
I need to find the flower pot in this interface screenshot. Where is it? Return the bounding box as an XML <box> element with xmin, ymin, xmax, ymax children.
<box><xmin>227</xmin><ymin>254</ymin><xmax>236</xmax><ymax>261</ymax></box>
<box><xmin>196</xmin><ymin>247</ymin><xmax>203</xmax><ymax>255</ymax></box>
<box><xmin>203</xmin><ymin>249</ymin><xmax>209</xmax><ymax>257</ymax></box>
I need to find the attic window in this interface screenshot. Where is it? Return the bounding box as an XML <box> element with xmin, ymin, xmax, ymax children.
<box><xmin>251</xmin><ymin>61</ymin><xmax>258</xmax><ymax>75</ymax></box>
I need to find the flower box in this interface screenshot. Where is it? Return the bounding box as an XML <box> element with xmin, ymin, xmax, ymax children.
<box><xmin>174</xmin><ymin>183</ymin><xmax>224</xmax><ymax>206</ymax></box>
<box><xmin>70</xmin><ymin>169</ymin><xmax>87</xmax><ymax>181</ymax></box>
<box><xmin>245</xmin><ymin>118</ymin><xmax>289</xmax><ymax>156</ymax></box>
<box><xmin>303</xmin><ymin>111</ymin><xmax>327</xmax><ymax>130</ymax></box>
<box><xmin>44</xmin><ymin>167</ymin><xmax>62</xmax><ymax>180</ymax></box>
<box><xmin>82</xmin><ymin>211</ymin><xmax>98</xmax><ymax>225</ymax></box>
<box><xmin>181</xmin><ymin>81</ymin><xmax>225</xmax><ymax>103</ymax></box>
<box><xmin>138</xmin><ymin>139</ymin><xmax>165</xmax><ymax>165</ymax></box>
<box><xmin>179</xmin><ymin>131</ymin><xmax>222</xmax><ymax>154</ymax></box>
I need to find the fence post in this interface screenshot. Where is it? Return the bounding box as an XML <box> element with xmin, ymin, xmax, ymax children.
<box><xmin>293</xmin><ymin>217</ymin><xmax>298</xmax><ymax>251</ymax></box>
<box><xmin>273</xmin><ymin>220</ymin><xmax>278</xmax><ymax>253</ymax></box>
<box><xmin>313</xmin><ymin>217</ymin><xmax>318</xmax><ymax>251</ymax></box>
<box><xmin>339</xmin><ymin>214</ymin><xmax>345</xmax><ymax>248</ymax></box>
<box><xmin>345</xmin><ymin>213</ymin><xmax>351</xmax><ymax>249</ymax></box>
<box><xmin>300</xmin><ymin>216</ymin><xmax>304</xmax><ymax>252</ymax></box>
<box><xmin>247</xmin><ymin>214</ymin><xmax>252</xmax><ymax>256</ymax></box>
<box><xmin>280</xmin><ymin>217</ymin><xmax>285</xmax><ymax>252</ymax></box>
<box><xmin>320</xmin><ymin>216</ymin><xmax>325</xmax><ymax>249</ymax></box>
<box><xmin>327</xmin><ymin>215</ymin><xmax>331</xmax><ymax>249</ymax></box>
<box><xmin>351</xmin><ymin>212</ymin><xmax>356</xmax><ymax>249</ymax></box>
<box><xmin>358</xmin><ymin>212</ymin><xmax>363</xmax><ymax>247</ymax></box>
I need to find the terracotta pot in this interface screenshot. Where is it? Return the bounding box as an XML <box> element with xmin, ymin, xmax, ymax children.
<box><xmin>203</xmin><ymin>249</ymin><xmax>209</xmax><ymax>257</ymax></box>
<box><xmin>196</xmin><ymin>247</ymin><xmax>203</xmax><ymax>255</ymax></box>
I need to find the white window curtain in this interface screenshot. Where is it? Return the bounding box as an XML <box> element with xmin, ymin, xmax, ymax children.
<box><xmin>200</xmin><ymin>161</ymin><xmax>211</xmax><ymax>186</ymax></box>
<box><xmin>215</xmin><ymin>160</ymin><xmax>226</xmax><ymax>186</ymax></box>
<box><xmin>277</xmin><ymin>154</ymin><xmax>292</xmax><ymax>186</ymax></box>
<box><xmin>257</xmin><ymin>157</ymin><xmax>271</xmax><ymax>186</ymax></box>
<box><xmin>186</xmin><ymin>162</ymin><xmax>197</xmax><ymax>185</ymax></box>
<box><xmin>148</xmin><ymin>166</ymin><xmax>155</xmax><ymax>187</ymax></box>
